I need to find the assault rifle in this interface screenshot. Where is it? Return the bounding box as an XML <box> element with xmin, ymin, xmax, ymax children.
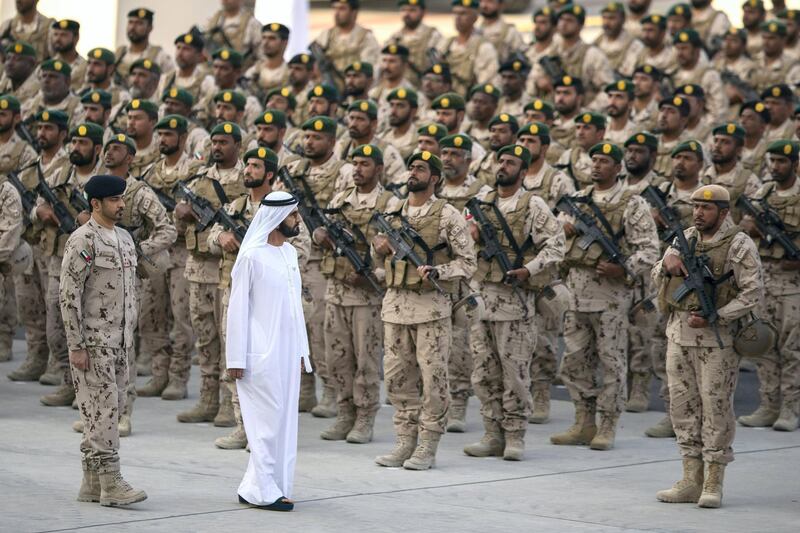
<box><xmin>36</xmin><ymin>171</ymin><xmax>79</xmax><ymax>234</ymax></box>
<box><xmin>370</xmin><ymin>211</ymin><xmax>446</xmax><ymax>294</ymax></box>
<box><xmin>736</xmin><ymin>195</ymin><xmax>800</xmax><ymax>260</ymax></box>
<box><xmin>465</xmin><ymin>197</ymin><xmax>529</xmax><ymax>315</ymax></box>
<box><xmin>641</xmin><ymin>185</ymin><xmax>684</xmax><ymax>244</ymax></box>
<box><xmin>17</xmin><ymin>118</ymin><xmax>40</xmax><ymax>153</ymax></box>
<box><xmin>116</xmin><ymin>224</ymin><xmax>156</xmax><ymax>267</ymax></box>
<box><xmin>539</xmin><ymin>55</ymin><xmax>566</xmax><ymax>83</ymax></box>
<box><xmin>309</xmin><ymin>42</ymin><xmax>344</xmax><ymax>88</ymax></box>
<box><xmin>173</xmin><ymin>180</ymin><xmax>219</xmax><ymax>232</ymax></box>
<box><xmin>5</xmin><ymin>161</ymin><xmax>39</xmax><ymax>226</ymax></box>
<box><xmin>720</xmin><ymin>70</ymin><xmax>758</xmax><ymax>104</ymax></box>
<box><xmin>277</xmin><ymin>166</ymin><xmax>325</xmax><ymax>232</ymax></box>
<box><xmin>555</xmin><ymin>195</ymin><xmax>636</xmax><ymax>280</ymax></box>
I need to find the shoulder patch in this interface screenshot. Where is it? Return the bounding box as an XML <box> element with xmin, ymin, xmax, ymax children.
<box><xmin>79</xmin><ymin>250</ymin><xmax>93</xmax><ymax>265</ymax></box>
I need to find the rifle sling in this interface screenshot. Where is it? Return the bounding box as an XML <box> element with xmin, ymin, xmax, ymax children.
<box><xmin>477</xmin><ymin>198</ymin><xmax>534</xmax><ymax>269</ymax></box>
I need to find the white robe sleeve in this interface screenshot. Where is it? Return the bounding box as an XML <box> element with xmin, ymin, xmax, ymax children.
<box><xmin>226</xmin><ymin>254</ymin><xmax>252</xmax><ymax>370</ymax></box>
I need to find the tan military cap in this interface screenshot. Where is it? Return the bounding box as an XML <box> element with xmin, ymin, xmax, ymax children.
<box><xmin>691</xmin><ymin>185</ymin><xmax>730</xmax><ymax>204</ymax></box>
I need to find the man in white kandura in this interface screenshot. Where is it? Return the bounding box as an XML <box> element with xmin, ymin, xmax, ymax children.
<box><xmin>226</xmin><ymin>190</ymin><xmax>310</xmax><ymax>512</ymax></box>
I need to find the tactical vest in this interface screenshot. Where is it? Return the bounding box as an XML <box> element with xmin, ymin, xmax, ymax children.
<box><xmin>130</xmin><ymin>148</ymin><xmax>161</xmax><ymax>179</ymax></box>
<box><xmin>597</xmin><ymin>33</ymin><xmax>635</xmax><ymax>71</ymax></box>
<box><xmin>753</xmin><ymin>182</ymin><xmax>800</xmax><ymax>260</ymax></box>
<box><xmin>326</xmin><ymin>25</ymin><xmax>371</xmax><ymax>72</ymax></box>
<box><xmin>2</xmin><ymin>16</ymin><xmax>50</xmax><ymax>60</ymax></box>
<box><xmin>320</xmin><ymin>188</ymin><xmax>393</xmax><ymax>280</ymax></box>
<box><xmin>118</xmin><ymin>179</ymin><xmax>151</xmax><ymax>240</ymax></box>
<box><xmin>569</xmin><ymin>148</ymin><xmax>592</xmax><ymax>187</ymax></box>
<box><xmin>474</xmin><ymin>190</ymin><xmax>553</xmax><ymax>290</ymax></box>
<box><xmin>162</xmin><ymin>70</ymin><xmax>206</xmax><ymax>104</ymax></box>
<box><xmin>440</xmin><ymin>179</ymin><xmax>485</xmax><ymax>212</ymax></box>
<box><xmin>662</xmin><ymin>183</ymin><xmax>696</xmax><ymax>230</ymax></box>
<box><xmin>753</xmin><ymin>57</ymin><xmax>795</xmax><ymax>93</ymax></box>
<box><xmin>524</xmin><ymin>166</ymin><xmax>558</xmax><ymax>204</ymax></box>
<box><xmin>219</xmin><ymin>195</ymin><xmax>252</xmax><ymax>288</ymax></box>
<box><xmin>660</xmin><ymin>225</ymin><xmax>740</xmax><ymax>312</ymax></box>
<box><xmin>40</xmin><ymin>166</ymin><xmax>82</xmax><ymax>257</ymax></box>
<box><xmin>692</xmin><ymin>11</ymin><xmax>717</xmax><ymax>45</ymax></box>
<box><xmin>442</xmin><ymin>35</ymin><xmax>484</xmax><ymax>94</ymax></box>
<box><xmin>0</xmin><ymin>140</ymin><xmax>27</xmax><ymax>174</ymax></box>
<box><xmin>384</xmin><ymin>199</ymin><xmax>455</xmax><ymax>292</ymax></box>
<box><xmin>184</xmin><ymin>172</ymin><xmax>245</xmax><ymax>255</ymax></box>
<box><xmin>294</xmin><ymin>158</ymin><xmax>346</xmax><ymax>208</ymax></box>
<box><xmin>393</xmin><ymin>26</ymin><xmax>436</xmax><ymax>84</ymax></box>
<box><xmin>654</xmin><ymin>139</ymin><xmax>678</xmax><ymax>178</ymax></box>
<box><xmin>716</xmin><ymin>165</ymin><xmax>751</xmax><ymax>222</ymax></box>
<box><xmin>115</xmin><ymin>45</ymin><xmax>162</xmax><ymax>79</ymax></box>
<box><xmin>564</xmin><ymin>187</ymin><xmax>636</xmax><ymax>270</ymax></box>
<box><xmin>207</xmin><ymin>9</ymin><xmax>255</xmax><ymax>53</ymax></box>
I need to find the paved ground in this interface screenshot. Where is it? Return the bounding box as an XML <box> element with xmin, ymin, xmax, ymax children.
<box><xmin>1</xmin><ymin>339</ymin><xmax>798</xmax><ymax>533</ymax></box>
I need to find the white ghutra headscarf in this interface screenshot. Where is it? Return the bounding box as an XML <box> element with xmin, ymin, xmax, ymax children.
<box><xmin>234</xmin><ymin>190</ymin><xmax>299</xmax><ymax>259</ymax></box>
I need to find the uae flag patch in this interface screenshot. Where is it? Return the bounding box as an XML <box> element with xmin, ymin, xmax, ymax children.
<box><xmin>79</xmin><ymin>250</ymin><xmax>93</xmax><ymax>265</ymax></box>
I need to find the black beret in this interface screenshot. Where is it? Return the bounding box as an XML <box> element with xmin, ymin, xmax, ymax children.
<box><xmin>85</xmin><ymin>175</ymin><xmax>127</xmax><ymax>202</ymax></box>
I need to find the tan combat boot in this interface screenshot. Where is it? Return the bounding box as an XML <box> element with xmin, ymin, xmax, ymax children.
<box><xmin>77</xmin><ymin>467</ymin><xmax>101</xmax><ymax>502</ymax></box>
<box><xmin>136</xmin><ymin>375</ymin><xmax>168</xmax><ymax>397</ymax></box>
<box><xmin>98</xmin><ymin>471</ymin><xmax>147</xmax><ymax>507</ymax></box>
<box><xmin>214</xmin><ymin>386</ymin><xmax>236</xmax><ymax>427</ymax></box>
<box><xmin>737</xmin><ymin>404</ymin><xmax>780</xmax><ymax>427</ymax></box>
<box><xmin>589</xmin><ymin>413</ymin><xmax>618</xmax><ymax>450</ymax></box>
<box><xmin>697</xmin><ymin>462</ymin><xmax>726</xmax><ymax>508</ymax></box>
<box><xmin>773</xmin><ymin>404</ymin><xmax>799</xmax><ymax>432</ymax></box>
<box><xmin>625</xmin><ymin>374</ymin><xmax>651</xmax><ymax>413</ymax></box>
<box><xmin>7</xmin><ymin>348</ymin><xmax>48</xmax><ymax>382</ymax></box>
<box><xmin>403</xmin><ymin>431</ymin><xmax>441</xmax><ymax>470</ymax></box>
<box><xmin>38</xmin><ymin>355</ymin><xmax>63</xmax><ymax>385</ymax></box>
<box><xmin>298</xmin><ymin>372</ymin><xmax>317</xmax><ymax>412</ymax></box>
<box><xmin>550</xmin><ymin>402</ymin><xmax>597</xmax><ymax>445</ymax></box>
<box><xmin>119</xmin><ymin>415</ymin><xmax>132</xmax><ymax>437</ymax></box>
<box><xmin>656</xmin><ymin>457</ymin><xmax>704</xmax><ymax>503</ymax></box>
<box><xmin>311</xmin><ymin>383</ymin><xmax>337</xmax><ymax>418</ymax></box>
<box><xmin>446</xmin><ymin>397</ymin><xmax>467</xmax><ymax>433</ymax></box>
<box><xmin>215</xmin><ymin>427</ymin><xmax>248</xmax><ymax>449</ymax></box>
<box><xmin>645</xmin><ymin>415</ymin><xmax>676</xmax><ymax>438</ymax></box>
<box><xmin>0</xmin><ymin>336</ymin><xmax>11</xmax><ymax>362</ymax></box>
<box><xmin>375</xmin><ymin>433</ymin><xmax>418</xmax><ymax>467</ymax></box>
<box><xmin>320</xmin><ymin>404</ymin><xmax>356</xmax><ymax>441</ymax></box>
<box><xmin>161</xmin><ymin>379</ymin><xmax>188</xmax><ymax>400</ymax></box>
<box><xmin>464</xmin><ymin>419</ymin><xmax>505</xmax><ymax>457</ymax></box>
<box><xmin>177</xmin><ymin>389</ymin><xmax>219</xmax><ymax>423</ymax></box>
<box><xmin>136</xmin><ymin>353</ymin><xmax>151</xmax><ymax>377</ymax></box>
<box><xmin>346</xmin><ymin>411</ymin><xmax>376</xmax><ymax>444</ymax></box>
<box><xmin>529</xmin><ymin>383</ymin><xmax>550</xmax><ymax>424</ymax></box>
<box><xmin>40</xmin><ymin>383</ymin><xmax>75</xmax><ymax>407</ymax></box>
<box><xmin>72</xmin><ymin>419</ymin><xmax>84</xmax><ymax>433</ymax></box>
<box><xmin>503</xmin><ymin>430</ymin><xmax>525</xmax><ymax>461</ymax></box>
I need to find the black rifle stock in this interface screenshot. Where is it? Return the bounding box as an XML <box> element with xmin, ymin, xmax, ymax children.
<box><xmin>5</xmin><ymin>162</ymin><xmax>39</xmax><ymax>226</ymax></box>
<box><xmin>736</xmin><ymin>195</ymin><xmax>800</xmax><ymax>260</ymax></box>
<box><xmin>641</xmin><ymin>185</ymin><xmax>684</xmax><ymax>244</ymax></box>
<box><xmin>36</xmin><ymin>172</ymin><xmax>78</xmax><ymax>234</ymax></box>
<box><xmin>173</xmin><ymin>180</ymin><xmax>218</xmax><ymax>232</ymax></box>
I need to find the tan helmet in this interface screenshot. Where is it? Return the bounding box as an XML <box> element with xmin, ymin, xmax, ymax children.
<box><xmin>535</xmin><ymin>281</ymin><xmax>571</xmax><ymax>322</ymax></box>
<box><xmin>734</xmin><ymin>315</ymin><xmax>777</xmax><ymax>358</ymax></box>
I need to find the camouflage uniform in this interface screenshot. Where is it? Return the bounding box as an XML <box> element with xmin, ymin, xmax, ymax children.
<box><xmin>556</xmin><ymin>147</ymin><xmax>593</xmax><ymax>189</ymax></box>
<box><xmin>479</xmin><ymin>17</ymin><xmax>525</xmax><ymax>64</ymax></box>
<box><xmin>0</xmin><ymin>71</ymin><xmax>40</xmax><ymax>107</ymax></box>
<box><xmin>0</xmin><ymin>179</ymin><xmax>24</xmax><ymax>360</ymax></box>
<box><xmin>435</xmin><ymin>32</ymin><xmax>499</xmax><ymax>96</ymax></box>
<box><xmin>203</xmin><ymin>7</ymin><xmax>263</xmax><ymax>62</ymax></box>
<box><xmin>701</xmin><ymin>163</ymin><xmax>762</xmax><ymax>222</ymax></box>
<box><xmin>312</xmin><ymin>24</ymin><xmax>381</xmax><ymax>92</ymax></box>
<box><xmin>114</xmin><ymin>43</ymin><xmax>174</xmax><ymax>81</ymax></box>
<box><xmin>128</xmin><ymin>135</ymin><xmax>161</xmax><ymax>179</ymax></box>
<box><xmin>671</xmin><ymin>57</ymin><xmax>728</xmax><ymax>123</ymax></box>
<box><xmin>385</xmin><ymin>22</ymin><xmax>443</xmax><ymax>86</ymax></box>
<box><xmin>0</xmin><ymin>11</ymin><xmax>54</xmax><ymax>60</ymax></box>
<box><xmin>60</xmin><ymin>218</ymin><xmax>138</xmax><ymax>474</ymax></box>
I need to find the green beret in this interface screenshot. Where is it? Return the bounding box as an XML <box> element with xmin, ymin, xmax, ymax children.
<box><xmin>741</xmin><ymin>100</ymin><xmax>771</xmax><ymax>122</ymax></box>
<box><xmin>425</xmin><ymin>62</ymin><xmax>451</xmax><ymax>81</ymax></box>
<box><xmin>691</xmin><ymin>184</ymin><xmax>730</xmax><ymax>204</ymax></box>
<box><xmin>469</xmin><ymin>83</ymin><xmax>501</xmax><ymax>101</ymax></box>
<box><xmin>440</xmin><ymin>133</ymin><xmax>473</xmax><ymax>152</ymax></box>
<box><xmin>776</xmin><ymin>9</ymin><xmax>800</xmax><ymax>20</ymax></box>
<box><xmin>387</xmin><ymin>87</ymin><xmax>418</xmax><ymax>106</ymax></box>
<box><xmin>634</xmin><ymin>64</ymin><xmax>662</xmax><ymax>80</ymax></box>
<box><xmin>601</xmin><ymin>2</ymin><xmax>625</xmax><ymax>15</ymax></box>
<box><xmin>265</xmin><ymin>86</ymin><xmax>297</xmax><ymax>109</ymax></box>
<box><xmin>128</xmin><ymin>7</ymin><xmax>154</xmax><ymax>21</ymax></box>
<box><xmin>534</xmin><ymin>5</ymin><xmax>558</xmax><ymax>22</ymax></box>
<box><xmin>262</xmin><ymin>22</ymin><xmax>290</xmax><ymax>39</ymax></box>
<box><xmin>497</xmin><ymin>144</ymin><xmax>533</xmax><ymax>166</ymax></box>
<box><xmin>489</xmin><ymin>113</ymin><xmax>520</xmax><ymax>133</ymax></box>
<box><xmin>624</xmin><ymin>132</ymin><xmax>658</xmax><ymax>150</ymax></box>
<box><xmin>125</xmin><ymin>98</ymin><xmax>159</xmax><ymax>119</ymax></box>
<box><xmin>398</xmin><ymin>0</ymin><xmax>425</xmax><ymax>7</ymax></box>
<box><xmin>105</xmin><ymin>132</ymin><xmax>137</xmax><ymax>154</ymax></box>
<box><xmin>214</xmin><ymin>90</ymin><xmax>246</xmax><ymax>111</ymax></box>
<box><xmin>432</xmin><ymin>92</ymin><xmax>465</xmax><ymax>111</ymax></box>
<box><xmin>210</xmin><ymin>121</ymin><xmax>242</xmax><ymax>142</ymax></box>
<box><xmin>673</xmin><ymin>29</ymin><xmax>702</xmax><ymax>46</ymax></box>
<box><xmin>162</xmin><ymin>86</ymin><xmax>194</xmax><ymax>107</ymax></box>
<box><xmin>212</xmin><ymin>47</ymin><xmax>243</xmax><ymax>68</ymax></box>
<box><xmin>742</xmin><ymin>0</ymin><xmax>764</xmax><ymax>10</ymax></box>
<box><xmin>244</xmin><ymin>146</ymin><xmax>279</xmax><ymax>168</ymax></box>
<box><xmin>761</xmin><ymin>84</ymin><xmax>792</xmax><ymax>100</ymax></box>
<box><xmin>40</xmin><ymin>59</ymin><xmax>71</xmax><ymax>77</ymax></box>
<box><xmin>307</xmin><ymin>83</ymin><xmax>340</xmax><ymax>103</ymax></box>
<box><xmin>574</xmin><ymin>111</ymin><xmax>606</xmax><ymax>129</ymax></box>
<box><xmin>589</xmin><ymin>142</ymin><xmax>624</xmax><ymax>163</ymax></box>
<box><xmin>406</xmin><ymin>150</ymin><xmax>443</xmax><ymax>174</ymax></box>
<box><xmin>725</xmin><ymin>27</ymin><xmax>748</xmax><ymax>44</ymax></box>
<box><xmin>557</xmin><ymin>3</ymin><xmax>587</xmax><ymax>24</ymax></box>
<box><xmin>381</xmin><ymin>43</ymin><xmax>409</xmax><ymax>57</ymax></box>
<box><xmin>0</xmin><ymin>94</ymin><xmax>21</xmax><ymax>113</ymax></box>
<box><xmin>351</xmin><ymin>143</ymin><xmax>384</xmax><ymax>164</ymax></box>
<box><xmin>761</xmin><ymin>19</ymin><xmax>787</xmax><ymax>36</ymax></box>
<box><xmin>712</xmin><ymin>122</ymin><xmax>745</xmax><ymax>141</ymax></box>
<box><xmin>667</xmin><ymin>3</ymin><xmax>692</xmax><ymax>21</ymax></box>
<box><xmin>174</xmin><ymin>31</ymin><xmax>204</xmax><ymax>50</ymax></box>
<box><xmin>641</xmin><ymin>14</ymin><xmax>667</xmax><ymax>29</ymax></box>
<box><xmin>524</xmin><ymin>98</ymin><xmax>555</xmax><ymax>119</ymax></box>
<box><xmin>675</xmin><ymin>83</ymin><xmax>705</xmax><ymax>99</ymax></box>
<box><xmin>344</xmin><ymin>61</ymin><xmax>374</xmax><ymax>76</ymax></box>
<box><xmin>417</xmin><ymin>122</ymin><xmax>448</xmax><ymax>140</ymax></box>
<box><xmin>130</xmin><ymin>58</ymin><xmax>161</xmax><ymax>75</ymax></box>
<box><xmin>80</xmin><ymin>89</ymin><xmax>112</xmax><ymax>109</ymax></box>
<box><xmin>5</xmin><ymin>41</ymin><xmax>36</xmax><ymax>57</ymax></box>
<box><xmin>288</xmin><ymin>53</ymin><xmax>315</xmax><ymax>67</ymax></box>
<box><xmin>87</xmin><ymin>47</ymin><xmax>115</xmax><ymax>64</ymax></box>
<box><xmin>155</xmin><ymin>114</ymin><xmax>188</xmax><ymax>134</ymax></box>
<box><xmin>70</xmin><ymin>123</ymin><xmax>105</xmax><ymax>145</ymax></box>
<box><xmin>605</xmin><ymin>78</ymin><xmax>634</xmax><ymax>95</ymax></box>
<box><xmin>35</xmin><ymin>109</ymin><xmax>69</xmax><ymax>129</ymax></box>
<box><xmin>51</xmin><ymin>19</ymin><xmax>79</xmax><ymax>32</ymax></box>
<box><xmin>301</xmin><ymin>116</ymin><xmax>337</xmax><ymax>136</ymax></box>
<box><xmin>499</xmin><ymin>57</ymin><xmax>530</xmax><ymax>74</ymax></box>
<box><xmin>659</xmin><ymin>94</ymin><xmax>690</xmax><ymax>116</ymax></box>
<box><xmin>554</xmin><ymin>74</ymin><xmax>584</xmax><ymax>92</ymax></box>
<box><xmin>766</xmin><ymin>139</ymin><xmax>800</xmax><ymax>160</ymax></box>
<box><xmin>347</xmin><ymin>99</ymin><xmax>378</xmax><ymax>119</ymax></box>
<box><xmin>254</xmin><ymin>108</ymin><xmax>287</xmax><ymax>128</ymax></box>
<box><xmin>451</xmin><ymin>0</ymin><xmax>478</xmax><ymax>8</ymax></box>
<box><xmin>85</xmin><ymin>175</ymin><xmax>127</xmax><ymax>202</ymax></box>
<box><xmin>517</xmin><ymin>122</ymin><xmax>551</xmax><ymax>144</ymax></box>
<box><xmin>670</xmin><ymin>139</ymin><xmax>704</xmax><ymax>158</ymax></box>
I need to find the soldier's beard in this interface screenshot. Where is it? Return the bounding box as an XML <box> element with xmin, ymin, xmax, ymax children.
<box><xmin>257</xmin><ymin>139</ymin><xmax>277</xmax><ymax>150</ymax></box>
<box><xmin>0</xmin><ymin>122</ymin><xmax>13</xmax><ymax>134</ymax></box>
<box><xmin>495</xmin><ymin>170</ymin><xmax>519</xmax><ymax>187</ymax></box>
<box><xmin>159</xmin><ymin>144</ymin><xmax>179</xmax><ymax>156</ymax></box>
<box><xmin>70</xmin><ymin>151</ymin><xmax>94</xmax><ymax>166</ymax></box>
<box><xmin>407</xmin><ymin>176</ymin><xmax>431</xmax><ymax>192</ymax></box>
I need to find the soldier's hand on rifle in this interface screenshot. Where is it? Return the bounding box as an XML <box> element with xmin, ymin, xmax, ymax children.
<box><xmin>563</xmin><ymin>222</ymin><xmax>576</xmax><ymax>238</ymax></box>
<box><xmin>373</xmin><ymin>234</ymin><xmax>394</xmax><ymax>256</ymax></box>
<box><xmin>218</xmin><ymin>231</ymin><xmax>240</xmax><ymax>253</ymax></box>
<box><xmin>312</xmin><ymin>227</ymin><xmax>335</xmax><ymax>250</ymax></box>
<box><xmin>506</xmin><ymin>267</ymin><xmax>530</xmax><ymax>282</ymax></box>
<box><xmin>175</xmin><ymin>202</ymin><xmax>198</xmax><ymax>222</ymax></box>
<box><xmin>36</xmin><ymin>204</ymin><xmax>60</xmax><ymax>227</ymax></box>
<box><xmin>663</xmin><ymin>254</ymin><xmax>688</xmax><ymax>277</ymax></box>
<box><xmin>344</xmin><ymin>272</ymin><xmax>368</xmax><ymax>288</ymax></box>
<box><xmin>468</xmin><ymin>221</ymin><xmax>480</xmax><ymax>243</ymax></box>
<box><xmin>418</xmin><ymin>265</ymin><xmax>437</xmax><ymax>280</ymax></box>
<box><xmin>76</xmin><ymin>211</ymin><xmax>91</xmax><ymax>226</ymax></box>
<box><xmin>687</xmin><ymin>311</ymin><xmax>709</xmax><ymax>328</ymax></box>
<box><xmin>596</xmin><ymin>260</ymin><xmax>625</xmax><ymax>278</ymax></box>
<box><xmin>651</xmin><ymin>208</ymin><xmax>666</xmax><ymax>229</ymax></box>
<box><xmin>781</xmin><ymin>258</ymin><xmax>800</xmax><ymax>271</ymax></box>
<box><xmin>739</xmin><ymin>216</ymin><xmax>762</xmax><ymax>238</ymax></box>
<box><xmin>536</xmin><ymin>76</ymin><xmax>554</xmax><ymax>93</ymax></box>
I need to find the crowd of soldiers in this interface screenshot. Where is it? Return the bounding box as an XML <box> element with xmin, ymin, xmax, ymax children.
<box><xmin>0</xmin><ymin>0</ymin><xmax>798</xmax><ymax>510</ymax></box>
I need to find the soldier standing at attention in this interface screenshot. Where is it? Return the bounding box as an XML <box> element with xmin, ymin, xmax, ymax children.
<box><xmin>373</xmin><ymin>151</ymin><xmax>476</xmax><ymax>470</ymax></box>
<box><xmin>653</xmin><ymin>185</ymin><xmax>762</xmax><ymax>508</ymax></box>
<box><xmin>60</xmin><ymin>174</ymin><xmax>146</xmax><ymax>507</ymax></box>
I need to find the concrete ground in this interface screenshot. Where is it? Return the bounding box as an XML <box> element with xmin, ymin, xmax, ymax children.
<box><xmin>1</xmin><ymin>338</ymin><xmax>798</xmax><ymax>533</ymax></box>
